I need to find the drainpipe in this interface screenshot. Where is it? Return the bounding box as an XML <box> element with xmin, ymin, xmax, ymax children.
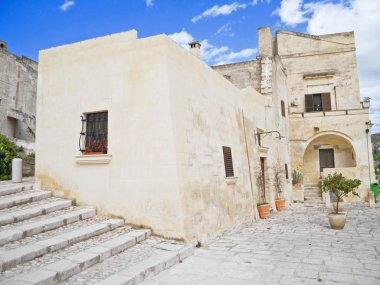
<box><xmin>242</xmin><ymin>110</ymin><xmax>259</xmax><ymax>220</ymax></box>
<box><xmin>366</xmin><ymin>121</ymin><xmax>374</xmax><ymax>207</ymax></box>
<box><xmin>334</xmin><ymin>86</ymin><xmax>338</xmax><ymax>110</ymax></box>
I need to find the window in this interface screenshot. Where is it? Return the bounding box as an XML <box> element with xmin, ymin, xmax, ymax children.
<box><xmin>305</xmin><ymin>93</ymin><xmax>331</xmax><ymax>112</ymax></box>
<box><xmin>285</xmin><ymin>164</ymin><xmax>289</xmax><ymax>179</ymax></box>
<box><xmin>222</xmin><ymin>146</ymin><xmax>234</xmax><ymax>177</ymax></box>
<box><xmin>85</xmin><ymin>111</ymin><xmax>108</xmax><ymax>154</ymax></box>
<box><xmin>281</xmin><ymin>100</ymin><xmax>286</xmax><ymax>117</ymax></box>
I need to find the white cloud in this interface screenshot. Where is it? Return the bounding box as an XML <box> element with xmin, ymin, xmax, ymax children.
<box><xmin>145</xmin><ymin>0</ymin><xmax>154</xmax><ymax>7</ymax></box>
<box><xmin>273</xmin><ymin>0</ymin><xmax>308</xmax><ymax>26</ymax></box>
<box><xmin>168</xmin><ymin>29</ymin><xmax>257</xmax><ymax>65</ymax></box>
<box><xmin>168</xmin><ymin>29</ymin><xmax>194</xmax><ymax>49</ymax></box>
<box><xmin>192</xmin><ymin>2</ymin><xmax>247</xmax><ymax>23</ymax></box>
<box><xmin>275</xmin><ymin>0</ymin><xmax>380</xmax><ymax>132</ymax></box>
<box><xmin>216</xmin><ymin>22</ymin><xmax>235</xmax><ymax>37</ymax></box>
<box><xmin>59</xmin><ymin>0</ymin><xmax>75</xmax><ymax>12</ymax></box>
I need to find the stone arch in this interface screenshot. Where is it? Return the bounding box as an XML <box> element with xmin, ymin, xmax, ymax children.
<box><xmin>302</xmin><ymin>131</ymin><xmax>357</xmax><ymax>184</ymax></box>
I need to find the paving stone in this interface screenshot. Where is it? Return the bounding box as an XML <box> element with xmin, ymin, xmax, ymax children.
<box><xmin>45</xmin><ymin>259</ymin><xmax>81</xmax><ymax>281</ymax></box>
<box><xmin>141</xmin><ymin>204</ymin><xmax>380</xmax><ymax>285</ymax></box>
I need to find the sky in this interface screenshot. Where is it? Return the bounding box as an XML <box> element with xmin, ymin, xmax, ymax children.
<box><xmin>1</xmin><ymin>0</ymin><xmax>379</xmax><ymax>132</ymax></box>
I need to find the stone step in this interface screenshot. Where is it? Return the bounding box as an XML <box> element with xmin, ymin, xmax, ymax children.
<box><xmin>0</xmin><ymin>219</ymin><xmax>124</xmax><ymax>271</ymax></box>
<box><xmin>1</xmin><ymin>229</ymin><xmax>151</xmax><ymax>285</ymax></box>
<box><xmin>0</xmin><ymin>183</ymin><xmax>34</xmax><ymax>197</ymax></box>
<box><xmin>0</xmin><ymin>199</ymin><xmax>72</xmax><ymax>226</ymax></box>
<box><xmin>0</xmin><ymin>207</ymin><xmax>96</xmax><ymax>246</ymax></box>
<box><xmin>304</xmin><ymin>192</ymin><xmax>322</xmax><ymax>198</ymax></box>
<box><xmin>304</xmin><ymin>197</ymin><xmax>323</xmax><ymax>203</ymax></box>
<box><xmin>92</xmin><ymin>242</ymin><xmax>194</xmax><ymax>285</ymax></box>
<box><xmin>0</xmin><ymin>191</ymin><xmax>51</xmax><ymax>210</ymax></box>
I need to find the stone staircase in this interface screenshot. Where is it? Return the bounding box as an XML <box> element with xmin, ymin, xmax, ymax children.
<box><xmin>303</xmin><ymin>183</ymin><xmax>323</xmax><ymax>204</ymax></box>
<box><xmin>0</xmin><ymin>180</ymin><xmax>193</xmax><ymax>285</ymax></box>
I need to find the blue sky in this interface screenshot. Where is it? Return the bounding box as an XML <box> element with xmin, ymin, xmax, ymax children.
<box><xmin>1</xmin><ymin>0</ymin><xmax>379</xmax><ymax>132</ymax></box>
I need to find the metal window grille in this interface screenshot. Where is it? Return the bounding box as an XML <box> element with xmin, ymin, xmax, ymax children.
<box><xmin>222</xmin><ymin>146</ymin><xmax>234</xmax><ymax>177</ymax></box>
<box><xmin>85</xmin><ymin>112</ymin><xmax>108</xmax><ymax>153</ymax></box>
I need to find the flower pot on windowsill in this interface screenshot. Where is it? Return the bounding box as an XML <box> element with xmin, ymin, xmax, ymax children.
<box><xmin>85</xmin><ymin>151</ymin><xmax>106</xmax><ymax>155</ymax></box>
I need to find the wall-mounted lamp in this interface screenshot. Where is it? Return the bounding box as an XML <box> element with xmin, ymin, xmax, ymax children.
<box><xmin>255</xmin><ymin>131</ymin><xmax>285</xmax><ymax>146</ymax></box>
<box><xmin>365</xmin><ymin>121</ymin><xmax>374</xmax><ymax>133</ymax></box>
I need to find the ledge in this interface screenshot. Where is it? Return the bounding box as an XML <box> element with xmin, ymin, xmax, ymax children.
<box><xmin>75</xmin><ymin>154</ymin><xmax>112</xmax><ymax>165</ymax></box>
<box><xmin>225</xmin><ymin>177</ymin><xmax>238</xmax><ymax>185</ymax></box>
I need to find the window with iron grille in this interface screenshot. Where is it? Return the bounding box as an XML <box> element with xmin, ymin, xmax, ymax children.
<box><xmin>85</xmin><ymin>111</ymin><xmax>108</xmax><ymax>154</ymax></box>
<box><xmin>222</xmin><ymin>146</ymin><xmax>234</xmax><ymax>177</ymax></box>
<box><xmin>305</xmin><ymin>93</ymin><xmax>331</xmax><ymax>112</ymax></box>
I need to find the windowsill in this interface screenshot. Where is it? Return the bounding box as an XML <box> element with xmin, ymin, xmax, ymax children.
<box><xmin>75</xmin><ymin>154</ymin><xmax>112</xmax><ymax>165</ymax></box>
<box><xmin>225</xmin><ymin>177</ymin><xmax>238</xmax><ymax>185</ymax></box>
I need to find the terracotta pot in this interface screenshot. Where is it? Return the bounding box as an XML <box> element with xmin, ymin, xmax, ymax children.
<box><xmin>332</xmin><ymin>202</ymin><xmax>344</xmax><ymax>213</ymax></box>
<box><xmin>329</xmin><ymin>213</ymin><xmax>346</xmax><ymax>229</ymax></box>
<box><xmin>275</xmin><ymin>199</ymin><xmax>285</xmax><ymax>211</ymax></box>
<box><xmin>257</xmin><ymin>204</ymin><xmax>270</xmax><ymax>219</ymax></box>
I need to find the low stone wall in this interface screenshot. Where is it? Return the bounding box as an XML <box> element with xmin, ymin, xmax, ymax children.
<box><xmin>22</xmin><ymin>157</ymin><xmax>35</xmax><ymax>177</ymax></box>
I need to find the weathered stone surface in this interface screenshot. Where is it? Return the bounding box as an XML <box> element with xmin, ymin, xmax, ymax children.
<box><xmin>0</xmin><ymin>191</ymin><xmax>51</xmax><ymax>210</ymax></box>
<box><xmin>142</xmin><ymin>204</ymin><xmax>380</xmax><ymax>285</ymax></box>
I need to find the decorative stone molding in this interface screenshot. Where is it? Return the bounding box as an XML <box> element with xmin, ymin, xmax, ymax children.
<box><xmin>75</xmin><ymin>154</ymin><xmax>112</xmax><ymax>165</ymax></box>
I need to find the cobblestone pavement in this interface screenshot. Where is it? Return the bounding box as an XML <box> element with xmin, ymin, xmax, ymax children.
<box><xmin>142</xmin><ymin>204</ymin><xmax>380</xmax><ymax>285</ymax></box>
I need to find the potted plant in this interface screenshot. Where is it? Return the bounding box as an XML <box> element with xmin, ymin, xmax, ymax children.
<box><xmin>318</xmin><ymin>172</ymin><xmax>361</xmax><ymax>229</ymax></box>
<box><xmin>85</xmin><ymin>139</ymin><xmax>107</xmax><ymax>155</ymax></box>
<box><xmin>291</xmin><ymin>169</ymin><xmax>302</xmax><ymax>185</ymax></box>
<box><xmin>273</xmin><ymin>162</ymin><xmax>286</xmax><ymax>211</ymax></box>
<box><xmin>256</xmin><ymin>166</ymin><xmax>270</xmax><ymax>219</ymax></box>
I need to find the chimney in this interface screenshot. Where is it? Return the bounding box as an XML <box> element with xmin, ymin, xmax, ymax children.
<box><xmin>0</xmin><ymin>40</ymin><xmax>7</xmax><ymax>51</ymax></box>
<box><xmin>189</xmin><ymin>41</ymin><xmax>201</xmax><ymax>59</ymax></box>
<box><xmin>258</xmin><ymin>27</ymin><xmax>273</xmax><ymax>57</ymax></box>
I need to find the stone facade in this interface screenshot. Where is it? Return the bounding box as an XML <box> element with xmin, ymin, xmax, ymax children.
<box><xmin>212</xmin><ymin>27</ymin><xmax>374</xmax><ymax>203</ymax></box>
<box><xmin>36</xmin><ymin>27</ymin><xmax>374</xmax><ymax>242</ymax></box>
<box><xmin>0</xmin><ymin>40</ymin><xmax>37</xmax><ymax>150</ymax></box>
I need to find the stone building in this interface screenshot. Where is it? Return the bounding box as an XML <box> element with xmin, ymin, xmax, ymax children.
<box><xmin>213</xmin><ymin>27</ymin><xmax>374</xmax><ymax>204</ymax></box>
<box><xmin>0</xmin><ymin>39</ymin><xmax>37</xmax><ymax>150</ymax></box>
<box><xmin>35</xmin><ymin>27</ymin><xmax>374</xmax><ymax>242</ymax></box>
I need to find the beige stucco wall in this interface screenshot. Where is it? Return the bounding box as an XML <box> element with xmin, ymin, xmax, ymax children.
<box><xmin>36</xmin><ymin>31</ymin><xmax>186</xmax><ymax>239</ymax></box>
<box><xmin>36</xmin><ymin>30</ymin><xmax>271</xmax><ymax>242</ymax></box>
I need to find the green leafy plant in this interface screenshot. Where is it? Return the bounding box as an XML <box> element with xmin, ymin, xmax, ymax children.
<box><xmin>0</xmin><ymin>134</ymin><xmax>18</xmax><ymax>180</ymax></box>
<box><xmin>318</xmin><ymin>172</ymin><xmax>361</xmax><ymax>214</ymax></box>
<box><xmin>291</xmin><ymin>169</ymin><xmax>302</xmax><ymax>185</ymax></box>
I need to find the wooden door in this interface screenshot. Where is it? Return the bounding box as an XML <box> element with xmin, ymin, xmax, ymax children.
<box><xmin>319</xmin><ymin>149</ymin><xmax>335</xmax><ymax>172</ymax></box>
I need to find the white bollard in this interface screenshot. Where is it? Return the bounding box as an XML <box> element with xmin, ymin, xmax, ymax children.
<box><xmin>12</xmin><ymin>158</ymin><xmax>23</xmax><ymax>183</ymax></box>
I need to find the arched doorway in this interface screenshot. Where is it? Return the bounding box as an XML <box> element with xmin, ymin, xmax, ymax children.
<box><xmin>303</xmin><ymin>132</ymin><xmax>357</xmax><ymax>185</ymax></box>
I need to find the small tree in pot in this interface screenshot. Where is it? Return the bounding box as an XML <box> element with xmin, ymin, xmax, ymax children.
<box><xmin>273</xmin><ymin>162</ymin><xmax>286</xmax><ymax>211</ymax></box>
<box><xmin>318</xmin><ymin>172</ymin><xmax>361</xmax><ymax>229</ymax></box>
<box><xmin>256</xmin><ymin>165</ymin><xmax>270</xmax><ymax>219</ymax></box>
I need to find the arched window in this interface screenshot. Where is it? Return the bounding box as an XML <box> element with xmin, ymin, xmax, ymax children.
<box><xmin>281</xmin><ymin>100</ymin><xmax>286</xmax><ymax>117</ymax></box>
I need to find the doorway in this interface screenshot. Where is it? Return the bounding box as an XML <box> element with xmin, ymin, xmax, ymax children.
<box><xmin>319</xmin><ymin>148</ymin><xmax>335</xmax><ymax>172</ymax></box>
